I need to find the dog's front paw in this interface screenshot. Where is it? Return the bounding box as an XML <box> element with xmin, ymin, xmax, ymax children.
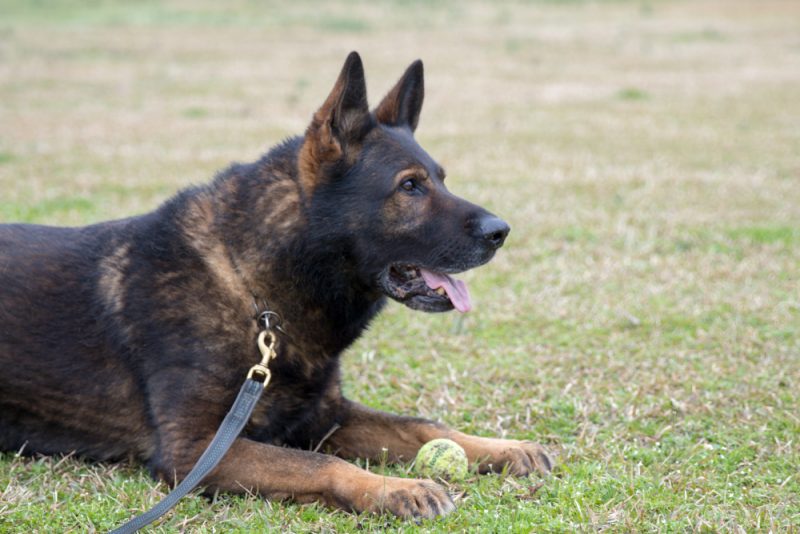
<box><xmin>486</xmin><ymin>439</ymin><xmax>553</xmax><ymax>476</ymax></box>
<box><xmin>457</xmin><ymin>435</ymin><xmax>553</xmax><ymax>476</ymax></box>
<box><xmin>360</xmin><ymin>476</ymin><xmax>455</xmax><ymax>519</ymax></box>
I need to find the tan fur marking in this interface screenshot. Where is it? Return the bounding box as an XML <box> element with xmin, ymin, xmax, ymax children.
<box><xmin>181</xmin><ymin>193</ymin><xmax>251</xmax><ymax>310</ymax></box>
<box><xmin>375</xmin><ymin>80</ymin><xmax>404</xmax><ymax>126</ymax></box>
<box><xmin>260</xmin><ymin>182</ymin><xmax>301</xmax><ymax>231</ymax></box>
<box><xmin>155</xmin><ymin>435</ymin><xmax>454</xmax><ymax>519</ymax></box>
<box><xmin>297</xmin><ymin>62</ymin><xmax>354</xmax><ymax>200</ymax></box>
<box><xmin>98</xmin><ymin>243</ymin><xmax>131</xmax><ymax>314</ymax></box>
<box><xmin>299</xmin><ymin>125</ymin><xmax>342</xmax><ymax>200</ymax></box>
<box><xmin>394</xmin><ymin>165</ymin><xmax>429</xmax><ymax>186</ymax></box>
<box><xmin>326</xmin><ymin>402</ymin><xmax>552</xmax><ymax>476</ymax></box>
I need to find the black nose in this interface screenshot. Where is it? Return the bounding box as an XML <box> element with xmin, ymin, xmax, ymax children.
<box><xmin>476</xmin><ymin>216</ymin><xmax>510</xmax><ymax>249</ymax></box>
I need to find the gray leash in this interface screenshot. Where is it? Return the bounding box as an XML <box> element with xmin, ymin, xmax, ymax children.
<box><xmin>109</xmin><ymin>330</ymin><xmax>278</xmax><ymax>534</ymax></box>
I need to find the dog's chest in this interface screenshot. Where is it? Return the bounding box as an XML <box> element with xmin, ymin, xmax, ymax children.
<box><xmin>242</xmin><ymin>346</ymin><xmax>342</xmax><ymax>448</ymax></box>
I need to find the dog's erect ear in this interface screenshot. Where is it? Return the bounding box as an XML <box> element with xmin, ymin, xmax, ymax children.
<box><xmin>299</xmin><ymin>52</ymin><xmax>371</xmax><ymax>195</ymax></box>
<box><xmin>374</xmin><ymin>59</ymin><xmax>424</xmax><ymax>132</ymax></box>
<box><xmin>304</xmin><ymin>52</ymin><xmax>370</xmax><ymax>160</ymax></box>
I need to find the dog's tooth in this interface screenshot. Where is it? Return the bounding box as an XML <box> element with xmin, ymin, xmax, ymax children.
<box><xmin>435</xmin><ymin>287</ymin><xmax>446</xmax><ymax>296</ymax></box>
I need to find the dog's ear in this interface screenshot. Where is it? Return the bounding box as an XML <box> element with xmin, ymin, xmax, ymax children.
<box><xmin>374</xmin><ymin>59</ymin><xmax>424</xmax><ymax>132</ymax></box>
<box><xmin>303</xmin><ymin>52</ymin><xmax>370</xmax><ymax>164</ymax></box>
<box><xmin>299</xmin><ymin>52</ymin><xmax>371</xmax><ymax>195</ymax></box>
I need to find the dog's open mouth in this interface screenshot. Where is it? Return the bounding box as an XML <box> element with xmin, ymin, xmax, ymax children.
<box><xmin>379</xmin><ymin>264</ymin><xmax>472</xmax><ymax>313</ymax></box>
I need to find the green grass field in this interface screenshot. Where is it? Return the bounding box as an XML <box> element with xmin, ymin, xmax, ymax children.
<box><xmin>1</xmin><ymin>0</ymin><xmax>799</xmax><ymax>531</ymax></box>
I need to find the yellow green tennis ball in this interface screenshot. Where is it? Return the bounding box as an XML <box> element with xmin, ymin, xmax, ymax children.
<box><xmin>414</xmin><ymin>438</ymin><xmax>468</xmax><ymax>480</ymax></box>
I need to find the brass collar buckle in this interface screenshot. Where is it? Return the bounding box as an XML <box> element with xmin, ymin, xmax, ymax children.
<box><xmin>249</xmin><ymin>296</ymin><xmax>281</xmax><ymax>388</ymax></box>
<box><xmin>248</xmin><ymin>330</ymin><xmax>277</xmax><ymax>387</ymax></box>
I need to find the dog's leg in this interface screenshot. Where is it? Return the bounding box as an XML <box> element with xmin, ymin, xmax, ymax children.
<box><xmin>327</xmin><ymin>400</ymin><xmax>552</xmax><ymax>476</ymax></box>
<box><xmin>152</xmin><ymin>436</ymin><xmax>454</xmax><ymax>519</ymax></box>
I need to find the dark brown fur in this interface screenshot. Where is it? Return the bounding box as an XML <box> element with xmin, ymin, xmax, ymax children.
<box><xmin>0</xmin><ymin>53</ymin><xmax>550</xmax><ymax>520</ymax></box>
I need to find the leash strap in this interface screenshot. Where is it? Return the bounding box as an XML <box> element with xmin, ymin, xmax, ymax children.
<box><xmin>109</xmin><ymin>378</ymin><xmax>264</xmax><ymax>534</ymax></box>
<box><xmin>110</xmin><ymin>330</ymin><xmax>278</xmax><ymax>533</ymax></box>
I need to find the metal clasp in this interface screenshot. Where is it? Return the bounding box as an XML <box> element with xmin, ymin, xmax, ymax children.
<box><xmin>247</xmin><ymin>330</ymin><xmax>277</xmax><ymax>387</ymax></box>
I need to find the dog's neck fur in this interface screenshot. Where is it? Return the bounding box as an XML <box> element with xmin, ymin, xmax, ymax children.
<box><xmin>179</xmin><ymin>137</ymin><xmax>384</xmax><ymax>357</ymax></box>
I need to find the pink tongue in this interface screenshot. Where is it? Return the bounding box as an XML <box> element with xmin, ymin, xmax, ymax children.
<box><xmin>420</xmin><ymin>269</ymin><xmax>472</xmax><ymax>313</ymax></box>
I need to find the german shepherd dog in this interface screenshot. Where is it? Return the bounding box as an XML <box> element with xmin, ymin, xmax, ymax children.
<box><xmin>0</xmin><ymin>52</ymin><xmax>551</xmax><ymax>520</ymax></box>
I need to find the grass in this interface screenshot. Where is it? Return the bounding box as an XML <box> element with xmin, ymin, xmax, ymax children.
<box><xmin>1</xmin><ymin>0</ymin><xmax>799</xmax><ymax>531</ymax></box>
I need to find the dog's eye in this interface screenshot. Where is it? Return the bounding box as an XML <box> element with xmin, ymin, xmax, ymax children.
<box><xmin>400</xmin><ymin>179</ymin><xmax>418</xmax><ymax>192</ymax></box>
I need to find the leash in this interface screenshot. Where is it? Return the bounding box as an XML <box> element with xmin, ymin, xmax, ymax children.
<box><xmin>109</xmin><ymin>325</ymin><xmax>278</xmax><ymax>534</ymax></box>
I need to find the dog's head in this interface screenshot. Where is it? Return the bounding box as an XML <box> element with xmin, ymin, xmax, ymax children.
<box><xmin>299</xmin><ymin>52</ymin><xmax>509</xmax><ymax>313</ymax></box>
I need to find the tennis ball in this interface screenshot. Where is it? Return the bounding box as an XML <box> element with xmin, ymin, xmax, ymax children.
<box><xmin>414</xmin><ymin>438</ymin><xmax>468</xmax><ymax>481</ymax></box>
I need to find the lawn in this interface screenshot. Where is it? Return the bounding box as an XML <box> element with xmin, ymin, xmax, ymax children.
<box><xmin>1</xmin><ymin>0</ymin><xmax>799</xmax><ymax>531</ymax></box>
